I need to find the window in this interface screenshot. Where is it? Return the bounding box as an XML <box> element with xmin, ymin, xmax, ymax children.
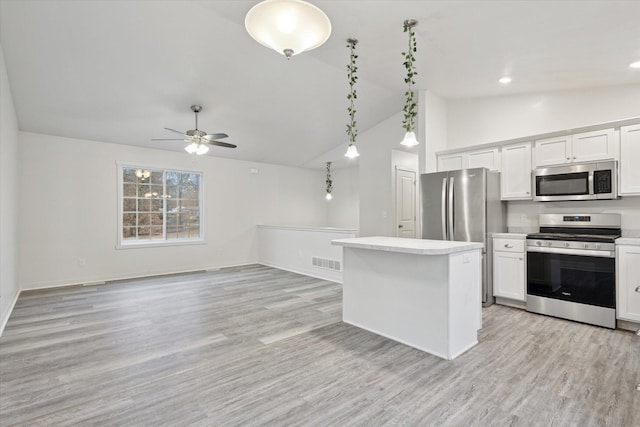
<box><xmin>119</xmin><ymin>165</ymin><xmax>203</xmax><ymax>246</ymax></box>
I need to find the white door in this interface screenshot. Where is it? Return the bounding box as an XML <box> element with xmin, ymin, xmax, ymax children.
<box><xmin>620</xmin><ymin>124</ymin><xmax>640</xmax><ymax>195</ymax></box>
<box><xmin>396</xmin><ymin>169</ymin><xmax>416</xmax><ymax>238</ymax></box>
<box><xmin>501</xmin><ymin>142</ymin><xmax>532</xmax><ymax>200</ymax></box>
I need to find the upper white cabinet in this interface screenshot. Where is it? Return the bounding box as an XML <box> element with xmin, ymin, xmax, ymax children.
<box><xmin>500</xmin><ymin>142</ymin><xmax>532</xmax><ymax>200</ymax></box>
<box><xmin>438</xmin><ymin>153</ymin><xmax>466</xmax><ymax>172</ymax></box>
<box><xmin>438</xmin><ymin>147</ymin><xmax>500</xmax><ymax>172</ymax></box>
<box><xmin>619</xmin><ymin>124</ymin><xmax>640</xmax><ymax>196</ymax></box>
<box><xmin>616</xmin><ymin>243</ymin><xmax>640</xmax><ymax>322</ymax></box>
<box><xmin>534</xmin><ymin>128</ymin><xmax>619</xmax><ymax>167</ymax></box>
<box><xmin>468</xmin><ymin>148</ymin><xmax>501</xmax><ymax>170</ymax></box>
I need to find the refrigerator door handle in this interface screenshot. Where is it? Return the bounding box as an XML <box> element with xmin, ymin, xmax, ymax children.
<box><xmin>448</xmin><ymin>177</ymin><xmax>454</xmax><ymax>240</ymax></box>
<box><xmin>441</xmin><ymin>178</ymin><xmax>447</xmax><ymax>240</ymax></box>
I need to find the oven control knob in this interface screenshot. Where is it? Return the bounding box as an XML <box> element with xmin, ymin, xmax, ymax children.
<box><xmin>584</xmin><ymin>243</ymin><xmax>589</xmax><ymax>249</ymax></box>
<box><xmin>547</xmin><ymin>241</ymin><xmax>553</xmax><ymax>247</ymax></box>
<box><xmin>564</xmin><ymin>242</ymin><xmax>570</xmax><ymax>248</ymax></box>
<box><xmin>595</xmin><ymin>243</ymin><xmax>601</xmax><ymax>250</ymax></box>
<box><xmin>536</xmin><ymin>241</ymin><xmax>542</xmax><ymax>246</ymax></box>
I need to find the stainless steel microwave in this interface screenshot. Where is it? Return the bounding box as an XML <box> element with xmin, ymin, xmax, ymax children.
<box><xmin>533</xmin><ymin>161</ymin><xmax>618</xmax><ymax>201</ymax></box>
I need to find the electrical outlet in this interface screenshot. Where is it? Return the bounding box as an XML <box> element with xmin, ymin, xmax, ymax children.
<box><xmin>78</xmin><ymin>257</ymin><xmax>86</xmax><ymax>267</ymax></box>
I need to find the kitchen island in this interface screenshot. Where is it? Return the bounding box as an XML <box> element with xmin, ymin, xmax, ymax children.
<box><xmin>332</xmin><ymin>236</ymin><xmax>483</xmax><ymax>360</ymax></box>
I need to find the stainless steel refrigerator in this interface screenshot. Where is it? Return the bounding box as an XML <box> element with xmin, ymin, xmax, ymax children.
<box><xmin>420</xmin><ymin>168</ymin><xmax>505</xmax><ymax>305</ymax></box>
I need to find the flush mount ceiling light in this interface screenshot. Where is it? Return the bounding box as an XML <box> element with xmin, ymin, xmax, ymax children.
<box><xmin>245</xmin><ymin>0</ymin><xmax>332</xmax><ymax>59</ymax></box>
<box><xmin>499</xmin><ymin>76</ymin><xmax>512</xmax><ymax>84</ymax></box>
<box><xmin>345</xmin><ymin>38</ymin><xmax>360</xmax><ymax>159</ymax></box>
<box><xmin>630</xmin><ymin>60</ymin><xmax>640</xmax><ymax>69</ymax></box>
<box><xmin>400</xmin><ymin>19</ymin><xmax>419</xmax><ymax>148</ymax></box>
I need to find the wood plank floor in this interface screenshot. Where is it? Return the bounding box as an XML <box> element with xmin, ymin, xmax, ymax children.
<box><xmin>1</xmin><ymin>264</ymin><xmax>638</xmax><ymax>426</ymax></box>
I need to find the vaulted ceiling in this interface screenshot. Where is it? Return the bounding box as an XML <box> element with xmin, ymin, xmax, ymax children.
<box><xmin>1</xmin><ymin>1</ymin><xmax>639</xmax><ymax>168</ymax></box>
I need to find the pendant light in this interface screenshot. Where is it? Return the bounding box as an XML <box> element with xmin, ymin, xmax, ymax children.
<box><xmin>400</xmin><ymin>19</ymin><xmax>419</xmax><ymax>147</ymax></box>
<box><xmin>344</xmin><ymin>38</ymin><xmax>360</xmax><ymax>159</ymax></box>
<box><xmin>325</xmin><ymin>162</ymin><xmax>333</xmax><ymax>200</ymax></box>
<box><xmin>245</xmin><ymin>0</ymin><xmax>332</xmax><ymax>60</ymax></box>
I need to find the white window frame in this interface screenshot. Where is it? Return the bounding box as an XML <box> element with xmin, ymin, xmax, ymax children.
<box><xmin>116</xmin><ymin>162</ymin><xmax>205</xmax><ymax>249</ymax></box>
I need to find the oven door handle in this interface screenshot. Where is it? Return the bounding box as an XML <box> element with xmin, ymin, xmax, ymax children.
<box><xmin>526</xmin><ymin>246</ymin><xmax>615</xmax><ymax>258</ymax></box>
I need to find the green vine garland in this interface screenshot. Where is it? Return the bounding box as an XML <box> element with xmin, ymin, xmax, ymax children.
<box><xmin>402</xmin><ymin>20</ymin><xmax>418</xmax><ymax>132</ymax></box>
<box><xmin>346</xmin><ymin>39</ymin><xmax>358</xmax><ymax>144</ymax></box>
<box><xmin>325</xmin><ymin>162</ymin><xmax>333</xmax><ymax>194</ymax></box>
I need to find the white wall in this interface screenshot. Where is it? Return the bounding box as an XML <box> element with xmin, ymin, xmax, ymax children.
<box><xmin>357</xmin><ymin>112</ymin><xmax>419</xmax><ymax>237</ymax></box>
<box><xmin>18</xmin><ymin>132</ymin><xmax>329</xmax><ymax>290</ymax></box>
<box><xmin>326</xmin><ymin>166</ymin><xmax>359</xmax><ymax>229</ymax></box>
<box><xmin>446</xmin><ymin>84</ymin><xmax>640</xmax><ymax>149</ymax></box>
<box><xmin>0</xmin><ymin>44</ymin><xmax>20</xmax><ymax>332</ymax></box>
<box><xmin>421</xmin><ymin>90</ymin><xmax>448</xmax><ymax>174</ymax></box>
<box><xmin>258</xmin><ymin>225</ymin><xmax>356</xmax><ymax>283</ymax></box>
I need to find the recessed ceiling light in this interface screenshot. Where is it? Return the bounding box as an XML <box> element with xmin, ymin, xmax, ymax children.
<box><xmin>630</xmin><ymin>60</ymin><xmax>640</xmax><ymax>69</ymax></box>
<box><xmin>499</xmin><ymin>76</ymin><xmax>512</xmax><ymax>84</ymax></box>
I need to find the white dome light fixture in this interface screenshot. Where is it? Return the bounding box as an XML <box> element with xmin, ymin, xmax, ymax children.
<box><xmin>245</xmin><ymin>0</ymin><xmax>332</xmax><ymax>60</ymax></box>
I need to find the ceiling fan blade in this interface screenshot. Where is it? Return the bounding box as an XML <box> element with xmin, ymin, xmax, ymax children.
<box><xmin>164</xmin><ymin>127</ymin><xmax>188</xmax><ymax>136</ymax></box>
<box><xmin>204</xmin><ymin>133</ymin><xmax>229</xmax><ymax>140</ymax></box>
<box><xmin>206</xmin><ymin>140</ymin><xmax>237</xmax><ymax>149</ymax></box>
<box><xmin>152</xmin><ymin>138</ymin><xmax>189</xmax><ymax>141</ymax></box>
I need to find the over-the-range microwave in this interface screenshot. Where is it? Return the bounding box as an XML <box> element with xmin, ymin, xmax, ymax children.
<box><xmin>533</xmin><ymin>160</ymin><xmax>618</xmax><ymax>202</ymax></box>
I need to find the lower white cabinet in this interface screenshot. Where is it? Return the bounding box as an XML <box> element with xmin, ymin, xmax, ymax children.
<box><xmin>616</xmin><ymin>243</ymin><xmax>640</xmax><ymax>322</ymax></box>
<box><xmin>493</xmin><ymin>236</ymin><xmax>526</xmax><ymax>302</ymax></box>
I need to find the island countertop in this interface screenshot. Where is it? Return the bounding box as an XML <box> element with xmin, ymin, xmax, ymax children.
<box><xmin>332</xmin><ymin>236</ymin><xmax>483</xmax><ymax>255</ymax></box>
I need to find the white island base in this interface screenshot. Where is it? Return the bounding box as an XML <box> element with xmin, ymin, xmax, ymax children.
<box><xmin>332</xmin><ymin>237</ymin><xmax>483</xmax><ymax>360</ymax></box>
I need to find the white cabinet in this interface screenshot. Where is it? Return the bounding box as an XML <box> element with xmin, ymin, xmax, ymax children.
<box><xmin>500</xmin><ymin>142</ymin><xmax>532</xmax><ymax>200</ymax></box>
<box><xmin>616</xmin><ymin>243</ymin><xmax>640</xmax><ymax>323</ymax></box>
<box><xmin>438</xmin><ymin>153</ymin><xmax>466</xmax><ymax>172</ymax></box>
<box><xmin>620</xmin><ymin>124</ymin><xmax>640</xmax><ymax>196</ymax></box>
<box><xmin>493</xmin><ymin>236</ymin><xmax>526</xmax><ymax>302</ymax></box>
<box><xmin>534</xmin><ymin>128</ymin><xmax>619</xmax><ymax>167</ymax></box>
<box><xmin>438</xmin><ymin>147</ymin><xmax>500</xmax><ymax>172</ymax></box>
<box><xmin>468</xmin><ymin>148</ymin><xmax>501</xmax><ymax>170</ymax></box>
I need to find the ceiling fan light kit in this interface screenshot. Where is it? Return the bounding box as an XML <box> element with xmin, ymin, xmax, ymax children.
<box><xmin>152</xmin><ymin>105</ymin><xmax>236</xmax><ymax>155</ymax></box>
<box><xmin>245</xmin><ymin>0</ymin><xmax>331</xmax><ymax>59</ymax></box>
<box><xmin>400</xmin><ymin>19</ymin><xmax>419</xmax><ymax>148</ymax></box>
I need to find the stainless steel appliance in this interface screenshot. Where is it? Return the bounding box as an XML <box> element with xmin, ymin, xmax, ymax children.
<box><xmin>533</xmin><ymin>160</ymin><xmax>617</xmax><ymax>202</ymax></box>
<box><xmin>420</xmin><ymin>168</ymin><xmax>505</xmax><ymax>305</ymax></box>
<box><xmin>526</xmin><ymin>213</ymin><xmax>621</xmax><ymax>328</ymax></box>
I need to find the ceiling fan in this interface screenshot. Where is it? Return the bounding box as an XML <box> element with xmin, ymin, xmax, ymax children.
<box><xmin>152</xmin><ymin>105</ymin><xmax>236</xmax><ymax>155</ymax></box>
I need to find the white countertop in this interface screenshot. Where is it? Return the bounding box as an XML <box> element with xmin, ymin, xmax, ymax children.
<box><xmin>332</xmin><ymin>236</ymin><xmax>483</xmax><ymax>255</ymax></box>
<box><xmin>258</xmin><ymin>225</ymin><xmax>357</xmax><ymax>234</ymax></box>
<box><xmin>493</xmin><ymin>233</ymin><xmax>528</xmax><ymax>239</ymax></box>
<box><xmin>616</xmin><ymin>237</ymin><xmax>640</xmax><ymax>246</ymax></box>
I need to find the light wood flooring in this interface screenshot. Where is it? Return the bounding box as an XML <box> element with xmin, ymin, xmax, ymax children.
<box><xmin>1</xmin><ymin>264</ymin><xmax>638</xmax><ymax>426</ymax></box>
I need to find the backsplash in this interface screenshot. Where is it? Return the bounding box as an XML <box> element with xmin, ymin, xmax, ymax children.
<box><xmin>506</xmin><ymin>197</ymin><xmax>640</xmax><ymax>237</ymax></box>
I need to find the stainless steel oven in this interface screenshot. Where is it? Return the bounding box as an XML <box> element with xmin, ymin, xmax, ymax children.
<box><xmin>526</xmin><ymin>214</ymin><xmax>620</xmax><ymax>329</ymax></box>
<box><xmin>533</xmin><ymin>161</ymin><xmax>617</xmax><ymax>202</ymax></box>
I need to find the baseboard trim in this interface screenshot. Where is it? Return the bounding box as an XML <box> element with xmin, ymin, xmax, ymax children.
<box><xmin>0</xmin><ymin>289</ymin><xmax>21</xmax><ymax>337</ymax></box>
<box><xmin>258</xmin><ymin>263</ymin><xmax>342</xmax><ymax>284</ymax></box>
<box><xmin>19</xmin><ymin>263</ymin><xmax>257</xmax><ymax>292</ymax></box>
